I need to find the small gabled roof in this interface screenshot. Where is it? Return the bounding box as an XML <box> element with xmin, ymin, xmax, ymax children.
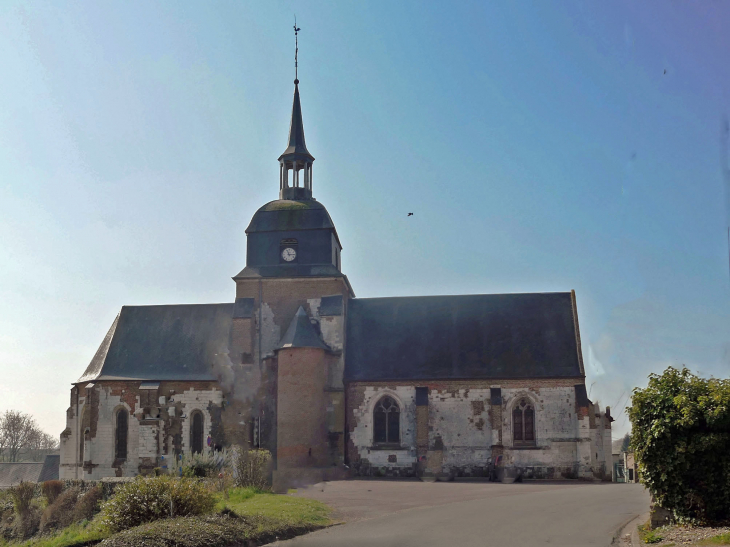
<box><xmin>277</xmin><ymin>306</ymin><xmax>329</xmax><ymax>351</ymax></box>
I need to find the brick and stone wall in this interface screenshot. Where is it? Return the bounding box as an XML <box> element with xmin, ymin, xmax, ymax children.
<box><xmin>60</xmin><ymin>381</ymin><xmax>223</xmax><ymax>480</ymax></box>
<box><xmin>346</xmin><ymin>378</ymin><xmax>612</xmax><ymax>481</ymax></box>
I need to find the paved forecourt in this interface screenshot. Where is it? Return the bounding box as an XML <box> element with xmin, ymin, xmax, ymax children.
<box><xmin>272</xmin><ymin>480</ymin><xmax>650</xmax><ymax>547</ymax></box>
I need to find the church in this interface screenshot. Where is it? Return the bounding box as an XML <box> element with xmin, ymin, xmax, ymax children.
<box><xmin>59</xmin><ymin>71</ymin><xmax>613</xmax><ymax>488</ymax></box>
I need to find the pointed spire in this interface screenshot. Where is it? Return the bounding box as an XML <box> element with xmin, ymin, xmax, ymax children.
<box><xmin>278</xmin><ymin>22</ymin><xmax>315</xmax><ymax>200</ymax></box>
<box><xmin>277</xmin><ymin>306</ymin><xmax>329</xmax><ymax>350</ymax></box>
<box><xmin>278</xmin><ymin>82</ymin><xmax>315</xmax><ymax>163</ymax></box>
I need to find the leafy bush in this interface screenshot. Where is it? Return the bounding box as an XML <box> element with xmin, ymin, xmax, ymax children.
<box><xmin>100</xmin><ymin>475</ymin><xmax>215</xmax><ymax>531</ymax></box>
<box><xmin>41</xmin><ymin>480</ymin><xmax>64</xmax><ymax>505</ymax></box>
<box><xmin>9</xmin><ymin>482</ymin><xmax>36</xmax><ymax>515</ymax></box>
<box><xmin>628</xmin><ymin>367</ymin><xmax>730</xmax><ymax>524</ymax></box>
<box><xmin>73</xmin><ymin>485</ymin><xmax>104</xmax><ymax>522</ymax></box>
<box><xmin>232</xmin><ymin>447</ymin><xmax>272</xmax><ymax>490</ymax></box>
<box><xmin>40</xmin><ymin>486</ymin><xmax>80</xmax><ymax>531</ymax></box>
<box><xmin>181</xmin><ymin>449</ymin><xmax>231</xmax><ymax>478</ymax></box>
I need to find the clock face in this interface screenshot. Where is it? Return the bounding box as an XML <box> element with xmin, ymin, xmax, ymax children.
<box><xmin>281</xmin><ymin>247</ymin><xmax>297</xmax><ymax>262</ymax></box>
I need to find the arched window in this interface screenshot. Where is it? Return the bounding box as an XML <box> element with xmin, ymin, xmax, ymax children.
<box><xmin>79</xmin><ymin>406</ymin><xmax>90</xmax><ymax>463</ymax></box>
<box><xmin>115</xmin><ymin>409</ymin><xmax>128</xmax><ymax>460</ymax></box>
<box><xmin>513</xmin><ymin>398</ymin><xmax>535</xmax><ymax>445</ymax></box>
<box><xmin>373</xmin><ymin>396</ymin><xmax>400</xmax><ymax>445</ymax></box>
<box><xmin>191</xmin><ymin>411</ymin><xmax>204</xmax><ymax>454</ymax></box>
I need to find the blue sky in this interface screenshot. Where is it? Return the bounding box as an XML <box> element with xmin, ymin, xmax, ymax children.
<box><xmin>0</xmin><ymin>1</ymin><xmax>728</xmax><ymax>439</ymax></box>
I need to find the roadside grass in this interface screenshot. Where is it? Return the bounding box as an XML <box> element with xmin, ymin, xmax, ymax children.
<box><xmin>638</xmin><ymin>521</ymin><xmax>664</xmax><ymax>544</ymax></box>
<box><xmin>697</xmin><ymin>532</ymin><xmax>730</xmax><ymax>545</ymax></box>
<box><xmin>0</xmin><ymin>517</ymin><xmax>108</xmax><ymax>547</ymax></box>
<box><xmin>2</xmin><ymin>487</ymin><xmax>331</xmax><ymax>547</ymax></box>
<box><xmin>215</xmin><ymin>487</ymin><xmax>332</xmax><ymax>527</ymax></box>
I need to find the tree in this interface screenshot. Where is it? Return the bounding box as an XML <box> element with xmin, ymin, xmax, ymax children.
<box><xmin>26</xmin><ymin>431</ymin><xmax>59</xmax><ymax>461</ymax></box>
<box><xmin>620</xmin><ymin>432</ymin><xmax>631</xmax><ymax>452</ymax></box>
<box><xmin>627</xmin><ymin>367</ymin><xmax>730</xmax><ymax>524</ymax></box>
<box><xmin>0</xmin><ymin>410</ymin><xmax>57</xmax><ymax>462</ymax></box>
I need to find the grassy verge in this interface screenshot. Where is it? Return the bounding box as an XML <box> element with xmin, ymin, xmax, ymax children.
<box><xmin>2</xmin><ymin>488</ymin><xmax>331</xmax><ymax>547</ymax></box>
<box><xmin>215</xmin><ymin>487</ymin><xmax>332</xmax><ymax>527</ymax></box>
<box><xmin>2</xmin><ymin>518</ymin><xmax>108</xmax><ymax>547</ymax></box>
<box><xmin>698</xmin><ymin>532</ymin><xmax>730</xmax><ymax>545</ymax></box>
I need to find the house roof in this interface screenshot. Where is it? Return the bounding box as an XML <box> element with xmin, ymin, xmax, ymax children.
<box><xmin>78</xmin><ymin>304</ymin><xmax>233</xmax><ymax>382</ymax></box>
<box><xmin>344</xmin><ymin>292</ymin><xmax>585</xmax><ymax>382</ymax></box>
<box><xmin>0</xmin><ymin>455</ymin><xmax>58</xmax><ymax>488</ymax></box>
<box><xmin>38</xmin><ymin>455</ymin><xmax>59</xmax><ymax>482</ymax></box>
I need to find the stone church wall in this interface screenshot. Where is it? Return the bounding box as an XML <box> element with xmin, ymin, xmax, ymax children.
<box><xmin>60</xmin><ymin>381</ymin><xmax>223</xmax><ymax>480</ymax></box>
<box><xmin>347</xmin><ymin>378</ymin><xmax>611</xmax><ymax>480</ymax></box>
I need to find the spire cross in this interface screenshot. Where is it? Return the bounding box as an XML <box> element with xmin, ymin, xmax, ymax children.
<box><xmin>293</xmin><ymin>17</ymin><xmax>301</xmax><ymax>83</ymax></box>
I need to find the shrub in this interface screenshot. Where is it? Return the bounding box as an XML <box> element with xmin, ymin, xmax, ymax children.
<box><xmin>40</xmin><ymin>486</ymin><xmax>80</xmax><ymax>531</ymax></box>
<box><xmin>100</xmin><ymin>475</ymin><xmax>215</xmax><ymax>531</ymax></box>
<box><xmin>73</xmin><ymin>485</ymin><xmax>103</xmax><ymax>522</ymax></box>
<box><xmin>628</xmin><ymin>367</ymin><xmax>730</xmax><ymax>524</ymax></box>
<box><xmin>182</xmin><ymin>449</ymin><xmax>231</xmax><ymax>478</ymax></box>
<box><xmin>232</xmin><ymin>447</ymin><xmax>272</xmax><ymax>490</ymax></box>
<box><xmin>11</xmin><ymin>505</ymin><xmax>41</xmax><ymax>540</ymax></box>
<box><xmin>9</xmin><ymin>482</ymin><xmax>36</xmax><ymax>516</ymax></box>
<box><xmin>41</xmin><ymin>480</ymin><xmax>64</xmax><ymax>505</ymax></box>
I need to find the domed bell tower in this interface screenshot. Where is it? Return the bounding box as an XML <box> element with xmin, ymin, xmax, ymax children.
<box><xmin>228</xmin><ymin>31</ymin><xmax>353</xmax><ymax>492</ymax></box>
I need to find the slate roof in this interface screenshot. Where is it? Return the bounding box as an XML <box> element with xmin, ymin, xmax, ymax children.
<box><xmin>277</xmin><ymin>306</ymin><xmax>329</xmax><ymax>351</ymax></box>
<box><xmin>344</xmin><ymin>292</ymin><xmax>585</xmax><ymax>381</ymax></box>
<box><xmin>78</xmin><ymin>304</ymin><xmax>233</xmax><ymax>382</ymax></box>
<box><xmin>38</xmin><ymin>455</ymin><xmax>60</xmax><ymax>482</ymax></box>
<box><xmin>245</xmin><ymin>200</ymin><xmax>336</xmax><ymax>234</ymax></box>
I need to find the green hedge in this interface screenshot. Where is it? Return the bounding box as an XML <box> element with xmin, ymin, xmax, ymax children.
<box><xmin>628</xmin><ymin>367</ymin><xmax>730</xmax><ymax>524</ymax></box>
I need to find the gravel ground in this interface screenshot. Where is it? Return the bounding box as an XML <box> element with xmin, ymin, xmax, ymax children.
<box><xmin>647</xmin><ymin>524</ymin><xmax>730</xmax><ymax>545</ymax></box>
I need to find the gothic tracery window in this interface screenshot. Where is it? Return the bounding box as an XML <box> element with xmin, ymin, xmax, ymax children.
<box><xmin>115</xmin><ymin>409</ymin><xmax>128</xmax><ymax>460</ymax></box>
<box><xmin>512</xmin><ymin>398</ymin><xmax>535</xmax><ymax>445</ymax></box>
<box><xmin>373</xmin><ymin>396</ymin><xmax>400</xmax><ymax>445</ymax></box>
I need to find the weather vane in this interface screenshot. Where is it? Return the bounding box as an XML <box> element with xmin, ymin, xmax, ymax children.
<box><xmin>293</xmin><ymin>16</ymin><xmax>301</xmax><ymax>83</ymax></box>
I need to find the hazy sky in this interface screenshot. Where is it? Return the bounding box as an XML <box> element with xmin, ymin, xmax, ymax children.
<box><xmin>1</xmin><ymin>1</ymin><xmax>729</xmax><ymax>440</ymax></box>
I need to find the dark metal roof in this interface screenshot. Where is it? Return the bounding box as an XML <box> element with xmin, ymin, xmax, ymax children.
<box><xmin>344</xmin><ymin>292</ymin><xmax>585</xmax><ymax>381</ymax></box>
<box><xmin>278</xmin><ymin>83</ymin><xmax>314</xmax><ymax>163</ymax></box>
<box><xmin>277</xmin><ymin>306</ymin><xmax>329</xmax><ymax>350</ymax></box>
<box><xmin>245</xmin><ymin>200</ymin><xmax>335</xmax><ymax>234</ymax></box>
<box><xmin>78</xmin><ymin>304</ymin><xmax>233</xmax><ymax>382</ymax></box>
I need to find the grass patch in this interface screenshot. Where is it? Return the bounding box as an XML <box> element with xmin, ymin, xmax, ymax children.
<box><xmin>697</xmin><ymin>532</ymin><xmax>730</xmax><ymax>545</ymax></box>
<box><xmin>2</xmin><ymin>487</ymin><xmax>332</xmax><ymax>547</ymax></box>
<box><xmin>638</xmin><ymin>521</ymin><xmax>664</xmax><ymax>544</ymax></box>
<box><xmin>2</xmin><ymin>517</ymin><xmax>109</xmax><ymax>547</ymax></box>
<box><xmin>215</xmin><ymin>487</ymin><xmax>331</xmax><ymax>527</ymax></box>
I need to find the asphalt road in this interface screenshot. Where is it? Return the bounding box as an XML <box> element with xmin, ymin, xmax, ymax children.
<box><xmin>272</xmin><ymin>480</ymin><xmax>650</xmax><ymax>547</ymax></box>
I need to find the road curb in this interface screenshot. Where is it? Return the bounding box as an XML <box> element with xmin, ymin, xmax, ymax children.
<box><xmin>612</xmin><ymin>512</ymin><xmax>650</xmax><ymax>546</ymax></box>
